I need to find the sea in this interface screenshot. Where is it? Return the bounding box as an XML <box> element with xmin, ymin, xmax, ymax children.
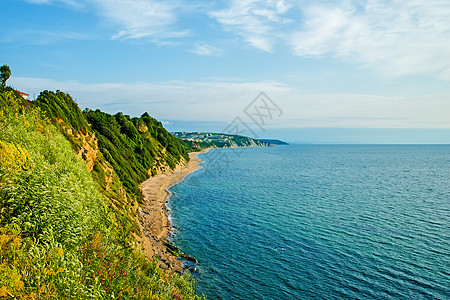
<box><xmin>167</xmin><ymin>145</ymin><xmax>450</xmax><ymax>299</ymax></box>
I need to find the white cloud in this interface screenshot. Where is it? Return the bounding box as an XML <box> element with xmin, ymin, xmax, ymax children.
<box><xmin>290</xmin><ymin>0</ymin><xmax>450</xmax><ymax>80</ymax></box>
<box><xmin>10</xmin><ymin>77</ymin><xmax>289</xmax><ymax>121</ymax></box>
<box><xmin>10</xmin><ymin>77</ymin><xmax>450</xmax><ymax>129</ymax></box>
<box><xmin>25</xmin><ymin>0</ymin><xmax>84</xmax><ymax>8</ymax></box>
<box><xmin>209</xmin><ymin>0</ymin><xmax>294</xmax><ymax>52</ymax></box>
<box><xmin>189</xmin><ymin>44</ymin><xmax>223</xmax><ymax>56</ymax></box>
<box><xmin>25</xmin><ymin>0</ymin><xmax>51</xmax><ymax>3</ymax></box>
<box><xmin>92</xmin><ymin>0</ymin><xmax>190</xmax><ymax>40</ymax></box>
<box><xmin>18</xmin><ymin>0</ymin><xmax>450</xmax><ymax>79</ymax></box>
<box><xmin>25</xmin><ymin>0</ymin><xmax>190</xmax><ymax>41</ymax></box>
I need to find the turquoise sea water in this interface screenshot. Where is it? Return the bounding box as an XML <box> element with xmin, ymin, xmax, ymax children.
<box><xmin>168</xmin><ymin>145</ymin><xmax>450</xmax><ymax>299</ymax></box>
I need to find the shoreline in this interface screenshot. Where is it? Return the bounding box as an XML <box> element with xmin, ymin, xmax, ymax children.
<box><xmin>137</xmin><ymin>149</ymin><xmax>209</xmax><ymax>272</ymax></box>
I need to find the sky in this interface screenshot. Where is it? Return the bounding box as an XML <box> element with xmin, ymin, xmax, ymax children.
<box><xmin>1</xmin><ymin>0</ymin><xmax>450</xmax><ymax>143</ymax></box>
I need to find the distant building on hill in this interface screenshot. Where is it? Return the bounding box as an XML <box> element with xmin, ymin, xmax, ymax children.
<box><xmin>16</xmin><ymin>90</ymin><xmax>30</xmax><ymax>101</ymax></box>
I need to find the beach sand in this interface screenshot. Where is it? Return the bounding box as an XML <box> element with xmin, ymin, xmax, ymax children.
<box><xmin>137</xmin><ymin>149</ymin><xmax>208</xmax><ymax>273</ymax></box>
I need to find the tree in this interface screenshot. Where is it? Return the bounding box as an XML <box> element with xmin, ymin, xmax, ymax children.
<box><xmin>0</xmin><ymin>65</ymin><xmax>11</xmax><ymax>88</ymax></box>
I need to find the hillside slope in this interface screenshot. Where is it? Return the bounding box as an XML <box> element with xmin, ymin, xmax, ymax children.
<box><xmin>172</xmin><ymin>132</ymin><xmax>272</xmax><ymax>151</ymax></box>
<box><xmin>0</xmin><ymin>88</ymin><xmax>201</xmax><ymax>299</ymax></box>
<box><xmin>34</xmin><ymin>90</ymin><xmax>188</xmax><ymax>203</ymax></box>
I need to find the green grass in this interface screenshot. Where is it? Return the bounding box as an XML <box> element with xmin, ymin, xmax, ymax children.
<box><xmin>33</xmin><ymin>91</ymin><xmax>189</xmax><ymax>204</ymax></box>
<box><xmin>0</xmin><ymin>90</ymin><xmax>203</xmax><ymax>299</ymax></box>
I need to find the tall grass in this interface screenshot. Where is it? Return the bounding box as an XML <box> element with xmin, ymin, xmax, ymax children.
<box><xmin>0</xmin><ymin>90</ymin><xmax>202</xmax><ymax>299</ymax></box>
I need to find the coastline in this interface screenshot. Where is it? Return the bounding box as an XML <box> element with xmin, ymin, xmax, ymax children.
<box><xmin>137</xmin><ymin>149</ymin><xmax>209</xmax><ymax>272</ymax></box>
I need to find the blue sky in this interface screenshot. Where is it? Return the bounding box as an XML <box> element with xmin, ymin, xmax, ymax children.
<box><xmin>1</xmin><ymin>0</ymin><xmax>450</xmax><ymax>143</ymax></box>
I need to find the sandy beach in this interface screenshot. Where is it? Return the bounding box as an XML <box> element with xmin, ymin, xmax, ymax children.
<box><xmin>137</xmin><ymin>149</ymin><xmax>208</xmax><ymax>272</ymax></box>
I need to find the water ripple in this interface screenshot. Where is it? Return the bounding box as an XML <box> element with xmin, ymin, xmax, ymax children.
<box><xmin>170</xmin><ymin>145</ymin><xmax>450</xmax><ymax>299</ymax></box>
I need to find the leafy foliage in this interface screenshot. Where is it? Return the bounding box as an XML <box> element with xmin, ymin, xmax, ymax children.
<box><xmin>35</xmin><ymin>90</ymin><xmax>89</xmax><ymax>133</ymax></box>
<box><xmin>173</xmin><ymin>132</ymin><xmax>271</xmax><ymax>151</ymax></box>
<box><xmin>0</xmin><ymin>65</ymin><xmax>11</xmax><ymax>88</ymax></box>
<box><xmin>34</xmin><ymin>90</ymin><xmax>188</xmax><ymax>202</ymax></box>
<box><xmin>0</xmin><ymin>90</ymin><xmax>105</xmax><ymax>246</ymax></box>
<box><xmin>0</xmin><ymin>90</ymin><xmax>202</xmax><ymax>299</ymax></box>
<box><xmin>84</xmin><ymin>110</ymin><xmax>188</xmax><ymax>199</ymax></box>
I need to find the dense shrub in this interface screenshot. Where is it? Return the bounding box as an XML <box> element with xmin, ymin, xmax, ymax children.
<box><xmin>0</xmin><ymin>90</ymin><xmax>202</xmax><ymax>299</ymax></box>
<box><xmin>84</xmin><ymin>109</ymin><xmax>188</xmax><ymax>200</ymax></box>
<box><xmin>35</xmin><ymin>90</ymin><xmax>89</xmax><ymax>133</ymax></box>
<box><xmin>34</xmin><ymin>91</ymin><xmax>188</xmax><ymax>202</ymax></box>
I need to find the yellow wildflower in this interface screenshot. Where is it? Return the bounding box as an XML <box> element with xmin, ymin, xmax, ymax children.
<box><xmin>13</xmin><ymin>236</ymin><xmax>22</xmax><ymax>247</ymax></box>
<box><xmin>0</xmin><ymin>141</ymin><xmax>32</xmax><ymax>173</ymax></box>
<box><xmin>0</xmin><ymin>286</ymin><xmax>11</xmax><ymax>297</ymax></box>
<box><xmin>0</xmin><ymin>234</ymin><xmax>9</xmax><ymax>246</ymax></box>
<box><xmin>56</xmin><ymin>267</ymin><xmax>64</xmax><ymax>274</ymax></box>
<box><xmin>43</xmin><ymin>267</ymin><xmax>54</xmax><ymax>276</ymax></box>
<box><xmin>15</xmin><ymin>279</ymin><xmax>24</xmax><ymax>291</ymax></box>
<box><xmin>57</xmin><ymin>248</ymin><xmax>63</xmax><ymax>256</ymax></box>
<box><xmin>36</xmin><ymin>123</ymin><xmax>43</xmax><ymax>132</ymax></box>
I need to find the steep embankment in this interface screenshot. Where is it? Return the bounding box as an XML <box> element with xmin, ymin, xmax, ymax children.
<box><xmin>173</xmin><ymin>132</ymin><xmax>272</xmax><ymax>151</ymax></box>
<box><xmin>34</xmin><ymin>90</ymin><xmax>188</xmax><ymax>203</ymax></box>
<box><xmin>0</xmin><ymin>88</ymin><xmax>201</xmax><ymax>299</ymax></box>
<box><xmin>257</xmin><ymin>139</ymin><xmax>289</xmax><ymax>145</ymax></box>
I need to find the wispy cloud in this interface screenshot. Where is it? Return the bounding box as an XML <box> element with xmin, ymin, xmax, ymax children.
<box><xmin>19</xmin><ymin>0</ymin><xmax>450</xmax><ymax>80</ymax></box>
<box><xmin>209</xmin><ymin>0</ymin><xmax>294</xmax><ymax>52</ymax></box>
<box><xmin>290</xmin><ymin>0</ymin><xmax>450</xmax><ymax>80</ymax></box>
<box><xmin>24</xmin><ymin>0</ymin><xmax>84</xmax><ymax>9</ymax></box>
<box><xmin>2</xmin><ymin>29</ymin><xmax>95</xmax><ymax>45</ymax></box>
<box><xmin>189</xmin><ymin>44</ymin><xmax>223</xmax><ymax>56</ymax></box>
<box><xmin>10</xmin><ymin>76</ymin><xmax>289</xmax><ymax>121</ymax></box>
<box><xmin>208</xmin><ymin>0</ymin><xmax>450</xmax><ymax>79</ymax></box>
<box><xmin>10</xmin><ymin>76</ymin><xmax>450</xmax><ymax>128</ymax></box>
<box><xmin>25</xmin><ymin>0</ymin><xmax>51</xmax><ymax>3</ymax></box>
<box><xmin>92</xmin><ymin>0</ymin><xmax>191</xmax><ymax>41</ymax></box>
<box><xmin>24</xmin><ymin>0</ymin><xmax>191</xmax><ymax>41</ymax></box>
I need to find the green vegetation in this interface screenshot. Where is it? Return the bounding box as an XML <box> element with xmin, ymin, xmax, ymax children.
<box><xmin>35</xmin><ymin>91</ymin><xmax>189</xmax><ymax>202</ymax></box>
<box><xmin>0</xmin><ymin>65</ymin><xmax>11</xmax><ymax>88</ymax></box>
<box><xmin>257</xmin><ymin>139</ymin><xmax>289</xmax><ymax>145</ymax></box>
<box><xmin>34</xmin><ymin>91</ymin><xmax>130</xmax><ymax>208</ymax></box>
<box><xmin>33</xmin><ymin>91</ymin><xmax>188</xmax><ymax>203</ymax></box>
<box><xmin>0</xmin><ymin>89</ymin><xmax>202</xmax><ymax>299</ymax></box>
<box><xmin>84</xmin><ymin>110</ymin><xmax>188</xmax><ymax>198</ymax></box>
<box><xmin>172</xmin><ymin>132</ymin><xmax>271</xmax><ymax>151</ymax></box>
<box><xmin>35</xmin><ymin>90</ymin><xmax>89</xmax><ymax>133</ymax></box>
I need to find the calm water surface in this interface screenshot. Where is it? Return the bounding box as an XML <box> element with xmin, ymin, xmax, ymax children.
<box><xmin>168</xmin><ymin>145</ymin><xmax>450</xmax><ymax>299</ymax></box>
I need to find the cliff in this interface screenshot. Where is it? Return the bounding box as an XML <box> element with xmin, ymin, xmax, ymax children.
<box><xmin>0</xmin><ymin>88</ymin><xmax>201</xmax><ymax>299</ymax></box>
<box><xmin>257</xmin><ymin>139</ymin><xmax>289</xmax><ymax>145</ymax></box>
<box><xmin>34</xmin><ymin>90</ymin><xmax>188</xmax><ymax>203</ymax></box>
<box><xmin>172</xmin><ymin>131</ymin><xmax>272</xmax><ymax>151</ymax></box>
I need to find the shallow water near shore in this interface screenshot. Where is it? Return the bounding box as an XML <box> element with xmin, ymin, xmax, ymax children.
<box><xmin>168</xmin><ymin>145</ymin><xmax>450</xmax><ymax>299</ymax></box>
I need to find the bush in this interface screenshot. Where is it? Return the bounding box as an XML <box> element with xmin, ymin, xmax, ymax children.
<box><xmin>0</xmin><ymin>90</ymin><xmax>202</xmax><ymax>299</ymax></box>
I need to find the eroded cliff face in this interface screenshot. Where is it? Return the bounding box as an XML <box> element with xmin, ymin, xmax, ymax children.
<box><xmin>25</xmin><ymin>90</ymin><xmax>194</xmax><ymax>277</ymax></box>
<box><xmin>54</xmin><ymin>117</ymin><xmax>128</xmax><ymax>204</ymax></box>
<box><xmin>149</xmin><ymin>153</ymin><xmax>188</xmax><ymax>176</ymax></box>
<box><xmin>54</xmin><ymin>114</ymin><xmax>187</xmax><ymax>206</ymax></box>
<box><xmin>56</xmin><ymin>117</ymin><xmax>98</xmax><ymax>171</ymax></box>
<box><xmin>65</xmin><ymin>118</ymin><xmax>188</xmax><ymax>271</ymax></box>
<box><xmin>76</xmin><ymin>132</ymin><xmax>98</xmax><ymax>172</ymax></box>
<box><xmin>138</xmin><ymin>124</ymin><xmax>148</xmax><ymax>133</ymax></box>
<box><xmin>226</xmin><ymin>138</ymin><xmax>269</xmax><ymax>148</ymax></box>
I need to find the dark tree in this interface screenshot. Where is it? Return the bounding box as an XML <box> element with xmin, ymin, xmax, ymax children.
<box><xmin>0</xmin><ymin>65</ymin><xmax>11</xmax><ymax>87</ymax></box>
